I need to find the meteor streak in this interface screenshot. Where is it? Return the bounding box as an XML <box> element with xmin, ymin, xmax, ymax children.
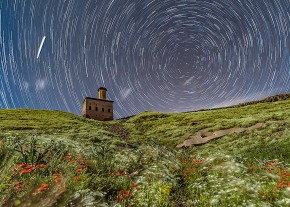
<box><xmin>36</xmin><ymin>36</ymin><xmax>46</xmax><ymax>59</ymax></box>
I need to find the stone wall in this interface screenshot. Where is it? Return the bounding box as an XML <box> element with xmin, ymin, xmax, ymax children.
<box><xmin>83</xmin><ymin>98</ymin><xmax>113</xmax><ymax>121</ymax></box>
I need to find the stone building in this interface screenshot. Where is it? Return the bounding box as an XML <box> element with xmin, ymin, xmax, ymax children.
<box><xmin>82</xmin><ymin>87</ymin><xmax>113</xmax><ymax>121</ymax></box>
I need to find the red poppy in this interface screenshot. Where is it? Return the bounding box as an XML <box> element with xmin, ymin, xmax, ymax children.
<box><xmin>74</xmin><ymin>176</ymin><xmax>81</xmax><ymax>181</ymax></box>
<box><xmin>125</xmin><ymin>190</ymin><xmax>130</xmax><ymax>195</ymax></box>
<box><xmin>76</xmin><ymin>168</ymin><xmax>82</xmax><ymax>173</ymax></box>
<box><xmin>35</xmin><ymin>183</ymin><xmax>49</xmax><ymax>192</ymax></box>
<box><xmin>79</xmin><ymin>160</ymin><xmax>86</xmax><ymax>165</ymax></box>
<box><xmin>38</xmin><ymin>187</ymin><xmax>46</xmax><ymax>191</ymax></box>
<box><xmin>277</xmin><ymin>182</ymin><xmax>285</xmax><ymax>188</ymax></box>
<box><xmin>20</xmin><ymin>169</ymin><xmax>28</xmax><ymax>175</ymax></box>
<box><xmin>40</xmin><ymin>183</ymin><xmax>48</xmax><ymax>188</ymax></box>
<box><xmin>116</xmin><ymin>196</ymin><xmax>120</xmax><ymax>203</ymax></box>
<box><xmin>17</xmin><ymin>164</ymin><xmax>26</xmax><ymax>168</ymax></box>
<box><xmin>55</xmin><ymin>177</ymin><xmax>62</xmax><ymax>183</ymax></box>
<box><xmin>25</xmin><ymin>165</ymin><xmax>33</xmax><ymax>169</ymax></box>
<box><xmin>36</xmin><ymin>164</ymin><xmax>47</xmax><ymax>168</ymax></box>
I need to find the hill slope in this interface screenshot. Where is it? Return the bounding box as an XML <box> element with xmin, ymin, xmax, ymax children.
<box><xmin>1</xmin><ymin>95</ymin><xmax>290</xmax><ymax>206</ymax></box>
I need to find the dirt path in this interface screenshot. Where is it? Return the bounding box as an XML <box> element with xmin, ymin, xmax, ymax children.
<box><xmin>177</xmin><ymin>121</ymin><xmax>278</xmax><ymax>148</ymax></box>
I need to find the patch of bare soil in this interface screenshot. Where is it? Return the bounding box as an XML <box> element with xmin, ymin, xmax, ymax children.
<box><xmin>177</xmin><ymin>121</ymin><xmax>279</xmax><ymax>148</ymax></box>
<box><xmin>104</xmin><ymin>123</ymin><xmax>129</xmax><ymax>139</ymax></box>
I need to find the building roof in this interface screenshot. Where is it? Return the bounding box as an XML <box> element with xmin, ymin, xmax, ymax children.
<box><xmin>83</xmin><ymin>97</ymin><xmax>114</xmax><ymax>103</ymax></box>
<box><xmin>98</xmin><ymin>87</ymin><xmax>107</xmax><ymax>91</ymax></box>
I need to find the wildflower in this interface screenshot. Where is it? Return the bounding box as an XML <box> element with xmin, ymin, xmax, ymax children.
<box><xmin>117</xmin><ymin>169</ymin><xmax>124</xmax><ymax>176</ymax></box>
<box><xmin>20</xmin><ymin>169</ymin><xmax>28</xmax><ymax>175</ymax></box>
<box><xmin>33</xmin><ymin>183</ymin><xmax>48</xmax><ymax>194</ymax></box>
<box><xmin>40</xmin><ymin>183</ymin><xmax>48</xmax><ymax>188</ymax></box>
<box><xmin>116</xmin><ymin>196</ymin><xmax>121</xmax><ymax>203</ymax></box>
<box><xmin>131</xmin><ymin>181</ymin><xmax>135</xmax><ymax>187</ymax></box>
<box><xmin>16</xmin><ymin>185</ymin><xmax>23</xmax><ymax>191</ymax></box>
<box><xmin>20</xmin><ymin>165</ymin><xmax>36</xmax><ymax>173</ymax></box>
<box><xmin>53</xmin><ymin>174</ymin><xmax>62</xmax><ymax>183</ymax></box>
<box><xmin>36</xmin><ymin>164</ymin><xmax>47</xmax><ymax>168</ymax></box>
<box><xmin>16</xmin><ymin>164</ymin><xmax>26</xmax><ymax>168</ymax></box>
<box><xmin>65</xmin><ymin>155</ymin><xmax>72</xmax><ymax>159</ymax></box>
<box><xmin>25</xmin><ymin>165</ymin><xmax>33</xmax><ymax>169</ymax></box>
<box><xmin>74</xmin><ymin>176</ymin><xmax>81</xmax><ymax>181</ymax></box>
<box><xmin>75</xmin><ymin>168</ymin><xmax>82</xmax><ymax>173</ymax></box>
<box><xmin>195</xmin><ymin>159</ymin><xmax>203</xmax><ymax>164</ymax></box>
<box><xmin>79</xmin><ymin>160</ymin><xmax>86</xmax><ymax>165</ymax></box>
<box><xmin>13</xmin><ymin>182</ymin><xmax>24</xmax><ymax>192</ymax></box>
<box><xmin>28</xmin><ymin>167</ymin><xmax>35</xmax><ymax>172</ymax></box>
<box><xmin>278</xmin><ymin>182</ymin><xmax>285</xmax><ymax>188</ymax></box>
<box><xmin>37</xmin><ymin>183</ymin><xmax>48</xmax><ymax>192</ymax></box>
<box><xmin>266</xmin><ymin>161</ymin><xmax>279</xmax><ymax>167</ymax></box>
<box><xmin>68</xmin><ymin>160</ymin><xmax>75</xmax><ymax>165</ymax></box>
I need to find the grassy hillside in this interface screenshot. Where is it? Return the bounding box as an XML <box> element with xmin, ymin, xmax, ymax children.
<box><xmin>1</xmin><ymin>95</ymin><xmax>290</xmax><ymax>206</ymax></box>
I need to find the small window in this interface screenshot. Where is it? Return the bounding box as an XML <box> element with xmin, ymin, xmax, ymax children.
<box><xmin>89</xmin><ymin>106</ymin><xmax>91</xmax><ymax>110</ymax></box>
<box><xmin>95</xmin><ymin>107</ymin><xmax>98</xmax><ymax>111</ymax></box>
<box><xmin>108</xmin><ymin>109</ymin><xmax>111</xmax><ymax>112</ymax></box>
<box><xmin>102</xmin><ymin>108</ymin><xmax>104</xmax><ymax>112</ymax></box>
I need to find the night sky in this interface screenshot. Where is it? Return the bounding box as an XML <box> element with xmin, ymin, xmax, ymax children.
<box><xmin>0</xmin><ymin>0</ymin><xmax>289</xmax><ymax>119</ymax></box>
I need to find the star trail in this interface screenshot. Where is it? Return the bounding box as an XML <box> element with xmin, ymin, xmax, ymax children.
<box><xmin>0</xmin><ymin>0</ymin><xmax>289</xmax><ymax>118</ymax></box>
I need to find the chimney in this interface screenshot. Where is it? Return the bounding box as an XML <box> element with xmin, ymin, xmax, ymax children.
<box><xmin>98</xmin><ymin>87</ymin><xmax>107</xmax><ymax>100</ymax></box>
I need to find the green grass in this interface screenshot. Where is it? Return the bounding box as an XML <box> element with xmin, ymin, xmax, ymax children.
<box><xmin>1</xmin><ymin>95</ymin><xmax>290</xmax><ymax>206</ymax></box>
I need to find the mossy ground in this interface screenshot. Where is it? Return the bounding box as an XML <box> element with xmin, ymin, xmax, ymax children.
<box><xmin>1</xmin><ymin>96</ymin><xmax>290</xmax><ymax>206</ymax></box>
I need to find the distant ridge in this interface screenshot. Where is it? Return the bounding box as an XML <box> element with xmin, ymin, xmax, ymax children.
<box><xmin>118</xmin><ymin>93</ymin><xmax>290</xmax><ymax>119</ymax></box>
<box><xmin>182</xmin><ymin>93</ymin><xmax>290</xmax><ymax>114</ymax></box>
<box><xmin>213</xmin><ymin>93</ymin><xmax>290</xmax><ymax>110</ymax></box>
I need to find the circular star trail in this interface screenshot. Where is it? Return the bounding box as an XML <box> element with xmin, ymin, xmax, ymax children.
<box><xmin>0</xmin><ymin>0</ymin><xmax>289</xmax><ymax>118</ymax></box>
